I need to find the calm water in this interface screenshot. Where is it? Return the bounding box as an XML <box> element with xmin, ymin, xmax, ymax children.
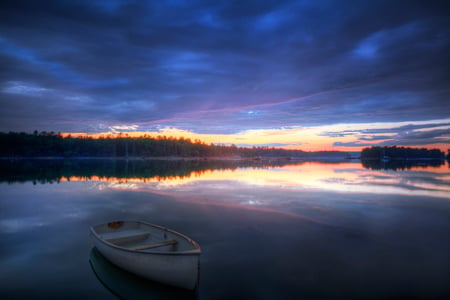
<box><xmin>1</xmin><ymin>159</ymin><xmax>449</xmax><ymax>299</ymax></box>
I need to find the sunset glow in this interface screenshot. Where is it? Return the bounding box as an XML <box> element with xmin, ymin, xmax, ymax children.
<box><xmin>57</xmin><ymin>162</ymin><xmax>450</xmax><ymax>199</ymax></box>
<box><xmin>62</xmin><ymin>118</ymin><xmax>450</xmax><ymax>152</ymax></box>
<box><xmin>1</xmin><ymin>1</ymin><xmax>449</xmax><ymax>152</ymax></box>
<box><xmin>1</xmin><ymin>2</ymin><xmax>450</xmax><ymax>297</ymax></box>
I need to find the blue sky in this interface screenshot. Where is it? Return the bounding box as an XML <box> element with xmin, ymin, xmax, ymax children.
<box><xmin>0</xmin><ymin>0</ymin><xmax>449</xmax><ymax>150</ymax></box>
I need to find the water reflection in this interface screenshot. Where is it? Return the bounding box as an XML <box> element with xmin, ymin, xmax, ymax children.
<box><xmin>0</xmin><ymin>158</ymin><xmax>296</xmax><ymax>184</ymax></box>
<box><xmin>362</xmin><ymin>158</ymin><xmax>446</xmax><ymax>170</ymax></box>
<box><xmin>89</xmin><ymin>247</ymin><xmax>197</xmax><ymax>300</ymax></box>
<box><xmin>1</xmin><ymin>160</ymin><xmax>450</xmax><ymax>299</ymax></box>
<box><xmin>1</xmin><ymin>159</ymin><xmax>448</xmax><ymax>199</ymax></box>
<box><xmin>47</xmin><ymin>163</ymin><xmax>450</xmax><ymax>199</ymax></box>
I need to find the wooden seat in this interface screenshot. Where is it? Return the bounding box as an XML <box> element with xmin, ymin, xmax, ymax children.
<box><xmin>129</xmin><ymin>240</ymin><xmax>178</xmax><ymax>251</ymax></box>
<box><xmin>102</xmin><ymin>229</ymin><xmax>151</xmax><ymax>243</ymax></box>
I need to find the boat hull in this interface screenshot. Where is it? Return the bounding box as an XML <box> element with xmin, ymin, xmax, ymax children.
<box><xmin>90</xmin><ymin>221</ymin><xmax>200</xmax><ymax>290</ymax></box>
<box><xmin>89</xmin><ymin>247</ymin><xmax>197</xmax><ymax>299</ymax></box>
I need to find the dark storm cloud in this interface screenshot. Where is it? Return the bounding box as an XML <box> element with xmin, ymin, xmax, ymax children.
<box><xmin>0</xmin><ymin>0</ymin><xmax>449</xmax><ymax>135</ymax></box>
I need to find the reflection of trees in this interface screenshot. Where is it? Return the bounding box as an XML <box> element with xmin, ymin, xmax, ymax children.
<box><xmin>0</xmin><ymin>159</ymin><xmax>306</xmax><ymax>184</ymax></box>
<box><xmin>361</xmin><ymin>159</ymin><xmax>445</xmax><ymax>171</ymax></box>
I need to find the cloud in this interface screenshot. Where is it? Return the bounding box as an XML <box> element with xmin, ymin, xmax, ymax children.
<box><xmin>0</xmin><ymin>0</ymin><xmax>449</xmax><ymax>150</ymax></box>
<box><xmin>330</xmin><ymin>120</ymin><xmax>450</xmax><ymax>148</ymax></box>
<box><xmin>2</xmin><ymin>81</ymin><xmax>51</xmax><ymax>96</ymax></box>
<box><xmin>109</xmin><ymin>125</ymin><xmax>139</xmax><ymax>133</ymax></box>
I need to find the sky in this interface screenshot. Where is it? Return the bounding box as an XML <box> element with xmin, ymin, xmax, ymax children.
<box><xmin>1</xmin><ymin>0</ymin><xmax>449</xmax><ymax>151</ymax></box>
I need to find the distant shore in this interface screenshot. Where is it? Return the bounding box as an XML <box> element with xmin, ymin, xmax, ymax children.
<box><xmin>3</xmin><ymin>155</ymin><xmax>447</xmax><ymax>162</ymax></box>
<box><xmin>0</xmin><ymin>155</ymin><xmax>354</xmax><ymax>162</ymax></box>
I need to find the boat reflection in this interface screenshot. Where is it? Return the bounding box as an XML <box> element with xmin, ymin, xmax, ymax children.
<box><xmin>89</xmin><ymin>247</ymin><xmax>197</xmax><ymax>300</ymax></box>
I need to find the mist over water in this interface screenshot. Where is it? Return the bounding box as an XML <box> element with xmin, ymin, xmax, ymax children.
<box><xmin>1</xmin><ymin>160</ymin><xmax>449</xmax><ymax>299</ymax></box>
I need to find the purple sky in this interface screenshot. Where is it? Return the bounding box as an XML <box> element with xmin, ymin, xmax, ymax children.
<box><xmin>1</xmin><ymin>0</ymin><xmax>449</xmax><ymax>150</ymax></box>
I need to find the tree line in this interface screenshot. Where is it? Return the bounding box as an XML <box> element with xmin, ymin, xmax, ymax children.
<box><xmin>0</xmin><ymin>131</ymin><xmax>315</xmax><ymax>158</ymax></box>
<box><xmin>2</xmin><ymin>132</ymin><xmax>448</xmax><ymax>161</ymax></box>
<box><xmin>360</xmin><ymin>146</ymin><xmax>446</xmax><ymax>160</ymax></box>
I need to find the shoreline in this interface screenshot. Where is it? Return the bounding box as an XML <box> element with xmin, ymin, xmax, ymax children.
<box><xmin>0</xmin><ymin>155</ymin><xmax>354</xmax><ymax>162</ymax></box>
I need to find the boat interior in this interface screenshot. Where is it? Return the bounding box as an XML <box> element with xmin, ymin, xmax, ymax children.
<box><xmin>92</xmin><ymin>221</ymin><xmax>199</xmax><ymax>252</ymax></box>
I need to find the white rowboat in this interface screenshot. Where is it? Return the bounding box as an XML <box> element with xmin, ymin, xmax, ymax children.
<box><xmin>90</xmin><ymin>220</ymin><xmax>201</xmax><ymax>290</ymax></box>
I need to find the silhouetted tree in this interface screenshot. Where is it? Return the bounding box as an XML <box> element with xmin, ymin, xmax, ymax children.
<box><xmin>361</xmin><ymin>146</ymin><xmax>444</xmax><ymax>160</ymax></box>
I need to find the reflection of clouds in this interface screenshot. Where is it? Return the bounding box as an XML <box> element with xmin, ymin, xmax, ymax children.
<box><xmin>320</xmin><ymin>168</ymin><xmax>450</xmax><ymax>198</ymax></box>
<box><xmin>88</xmin><ymin>180</ymin><xmax>146</xmax><ymax>191</ymax></box>
<box><xmin>107</xmin><ymin>182</ymin><xmax>139</xmax><ymax>190</ymax></box>
<box><xmin>0</xmin><ymin>206</ymin><xmax>90</xmax><ymax>235</ymax></box>
<box><xmin>63</xmin><ymin>163</ymin><xmax>450</xmax><ymax>199</ymax></box>
<box><xmin>0</xmin><ymin>217</ymin><xmax>47</xmax><ymax>233</ymax></box>
<box><xmin>241</xmin><ymin>200</ymin><xmax>263</xmax><ymax>206</ymax></box>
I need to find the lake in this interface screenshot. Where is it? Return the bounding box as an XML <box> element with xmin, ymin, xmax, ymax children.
<box><xmin>1</xmin><ymin>159</ymin><xmax>449</xmax><ymax>299</ymax></box>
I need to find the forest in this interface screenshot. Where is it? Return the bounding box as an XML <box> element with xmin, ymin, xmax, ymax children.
<box><xmin>360</xmin><ymin>146</ymin><xmax>446</xmax><ymax>160</ymax></box>
<box><xmin>0</xmin><ymin>131</ymin><xmax>338</xmax><ymax>159</ymax></box>
<box><xmin>2</xmin><ymin>132</ymin><xmax>447</xmax><ymax>161</ymax></box>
